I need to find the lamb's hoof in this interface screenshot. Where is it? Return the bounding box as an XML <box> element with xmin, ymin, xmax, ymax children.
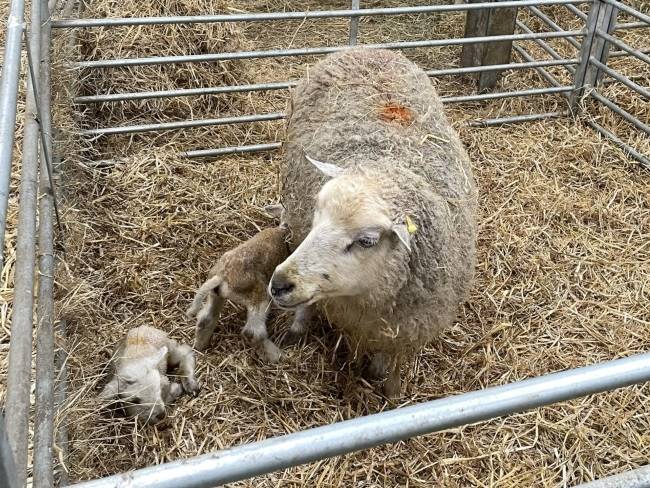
<box><xmin>182</xmin><ymin>377</ymin><xmax>201</xmax><ymax>397</ymax></box>
<box><xmin>283</xmin><ymin>329</ymin><xmax>304</xmax><ymax>346</ymax></box>
<box><xmin>261</xmin><ymin>341</ymin><xmax>282</xmax><ymax>364</ymax></box>
<box><xmin>382</xmin><ymin>374</ymin><xmax>401</xmax><ymax>399</ymax></box>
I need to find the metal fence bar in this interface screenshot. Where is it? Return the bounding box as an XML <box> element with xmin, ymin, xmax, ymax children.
<box><xmin>0</xmin><ymin>414</ymin><xmax>18</xmax><ymax>488</ymax></box>
<box><xmin>349</xmin><ymin>0</ymin><xmax>361</xmax><ymax>46</ymax></box>
<box><xmin>180</xmin><ymin>142</ymin><xmax>283</xmax><ymax>158</ymax></box>
<box><xmin>468</xmin><ymin>110</ymin><xmax>569</xmax><ymax>126</ymax></box>
<box><xmin>74</xmin><ymin>31</ymin><xmax>585</xmax><ymax>69</ymax></box>
<box><xmin>81</xmin><ymin>112</ymin><xmax>286</xmax><ymax>136</ymax></box>
<box><xmin>574</xmin><ymin>465</ymin><xmax>650</xmax><ymax>488</ymax></box>
<box><xmin>515</xmin><ymin>19</ymin><xmax>576</xmax><ymax>73</ymax></box>
<box><xmin>590</xmin><ymin>91</ymin><xmax>650</xmax><ymax>135</ymax></box>
<box><xmin>0</xmin><ymin>0</ymin><xmax>27</xmax><ymax>274</ymax></box>
<box><xmin>75</xmin><ymin>81</ymin><xmax>297</xmax><ymax>103</ymax></box>
<box><xmin>600</xmin><ymin>0</ymin><xmax>650</xmax><ymax>25</ymax></box>
<box><xmin>54</xmin><ymin>320</ymin><xmax>70</xmax><ymax>487</ymax></box>
<box><xmin>565</xmin><ymin>3</ymin><xmax>588</xmax><ymax>20</ymax></box>
<box><xmin>595</xmin><ymin>30</ymin><xmax>650</xmax><ymax>64</ymax></box>
<box><xmin>69</xmin><ymin>351</ymin><xmax>650</xmax><ymax>488</ymax></box>
<box><xmin>5</xmin><ymin>2</ymin><xmax>43</xmax><ymax>486</ymax></box>
<box><xmin>614</xmin><ymin>21</ymin><xmax>648</xmax><ymax>30</ymax></box>
<box><xmin>51</xmin><ymin>0</ymin><xmax>592</xmax><ymax>28</ymax></box>
<box><xmin>528</xmin><ymin>5</ymin><xmax>581</xmax><ymax>49</ymax></box>
<box><xmin>610</xmin><ymin>46</ymin><xmax>650</xmax><ymax>58</ymax></box>
<box><xmin>443</xmin><ymin>85</ymin><xmax>572</xmax><ymax>103</ymax></box>
<box><xmin>513</xmin><ymin>44</ymin><xmax>567</xmax><ymax>88</ymax></box>
<box><xmin>586</xmin><ymin>119</ymin><xmax>650</xmax><ymax>169</ymax></box>
<box><xmin>73</xmin><ymin>59</ymin><xmax>580</xmax><ymax>104</ymax></box>
<box><xmin>589</xmin><ymin>57</ymin><xmax>650</xmax><ymax>99</ymax></box>
<box><xmin>33</xmin><ymin>0</ymin><xmax>57</xmax><ymax>481</ymax></box>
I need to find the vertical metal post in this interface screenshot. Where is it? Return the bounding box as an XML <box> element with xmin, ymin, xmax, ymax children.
<box><xmin>5</xmin><ymin>0</ymin><xmax>43</xmax><ymax>484</ymax></box>
<box><xmin>0</xmin><ymin>414</ymin><xmax>19</xmax><ymax>488</ymax></box>
<box><xmin>33</xmin><ymin>0</ymin><xmax>57</xmax><ymax>482</ymax></box>
<box><xmin>0</xmin><ymin>0</ymin><xmax>27</xmax><ymax>274</ymax></box>
<box><xmin>54</xmin><ymin>320</ymin><xmax>70</xmax><ymax>487</ymax></box>
<box><xmin>571</xmin><ymin>0</ymin><xmax>618</xmax><ymax>109</ymax></box>
<box><xmin>349</xmin><ymin>0</ymin><xmax>360</xmax><ymax>46</ymax></box>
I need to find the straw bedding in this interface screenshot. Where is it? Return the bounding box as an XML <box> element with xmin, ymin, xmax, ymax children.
<box><xmin>0</xmin><ymin>0</ymin><xmax>648</xmax><ymax>486</ymax></box>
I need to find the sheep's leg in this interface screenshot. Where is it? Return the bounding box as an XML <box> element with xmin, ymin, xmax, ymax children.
<box><xmin>168</xmin><ymin>342</ymin><xmax>201</xmax><ymax>396</ymax></box>
<box><xmin>382</xmin><ymin>355</ymin><xmax>402</xmax><ymax>399</ymax></box>
<box><xmin>193</xmin><ymin>292</ymin><xmax>224</xmax><ymax>351</ymax></box>
<box><xmin>284</xmin><ymin>304</ymin><xmax>314</xmax><ymax>345</ymax></box>
<box><xmin>242</xmin><ymin>301</ymin><xmax>282</xmax><ymax>363</ymax></box>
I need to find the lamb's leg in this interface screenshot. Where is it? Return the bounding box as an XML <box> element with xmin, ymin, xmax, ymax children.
<box><xmin>242</xmin><ymin>301</ymin><xmax>282</xmax><ymax>363</ymax></box>
<box><xmin>193</xmin><ymin>292</ymin><xmax>224</xmax><ymax>351</ymax></box>
<box><xmin>284</xmin><ymin>304</ymin><xmax>314</xmax><ymax>345</ymax></box>
<box><xmin>382</xmin><ymin>355</ymin><xmax>402</xmax><ymax>399</ymax></box>
<box><xmin>367</xmin><ymin>352</ymin><xmax>390</xmax><ymax>380</ymax></box>
<box><xmin>167</xmin><ymin>342</ymin><xmax>201</xmax><ymax>396</ymax></box>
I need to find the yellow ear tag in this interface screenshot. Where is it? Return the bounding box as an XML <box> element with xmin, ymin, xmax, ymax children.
<box><xmin>406</xmin><ymin>216</ymin><xmax>417</xmax><ymax>235</ymax></box>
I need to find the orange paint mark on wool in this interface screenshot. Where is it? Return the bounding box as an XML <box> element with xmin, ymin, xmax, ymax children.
<box><xmin>378</xmin><ymin>103</ymin><xmax>414</xmax><ymax>126</ymax></box>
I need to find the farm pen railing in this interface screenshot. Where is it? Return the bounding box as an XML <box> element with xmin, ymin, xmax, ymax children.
<box><xmin>0</xmin><ymin>0</ymin><xmax>649</xmax><ymax>486</ymax></box>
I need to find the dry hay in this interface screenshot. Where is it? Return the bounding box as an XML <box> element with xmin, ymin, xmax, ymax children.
<box><xmin>0</xmin><ymin>0</ymin><xmax>648</xmax><ymax>485</ymax></box>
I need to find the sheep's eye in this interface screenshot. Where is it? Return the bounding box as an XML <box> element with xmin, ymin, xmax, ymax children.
<box><xmin>356</xmin><ymin>236</ymin><xmax>378</xmax><ymax>248</ymax></box>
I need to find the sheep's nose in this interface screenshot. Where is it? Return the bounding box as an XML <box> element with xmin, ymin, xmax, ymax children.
<box><xmin>150</xmin><ymin>411</ymin><xmax>165</xmax><ymax>424</ymax></box>
<box><xmin>270</xmin><ymin>276</ymin><xmax>295</xmax><ymax>297</ymax></box>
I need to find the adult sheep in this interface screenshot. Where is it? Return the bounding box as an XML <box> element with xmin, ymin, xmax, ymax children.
<box><xmin>269</xmin><ymin>47</ymin><xmax>478</xmax><ymax>398</ymax></box>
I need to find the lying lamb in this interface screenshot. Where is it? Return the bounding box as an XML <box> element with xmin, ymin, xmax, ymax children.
<box><xmin>270</xmin><ymin>47</ymin><xmax>478</xmax><ymax>398</ymax></box>
<box><xmin>186</xmin><ymin>204</ymin><xmax>298</xmax><ymax>363</ymax></box>
<box><xmin>99</xmin><ymin>325</ymin><xmax>200</xmax><ymax>425</ymax></box>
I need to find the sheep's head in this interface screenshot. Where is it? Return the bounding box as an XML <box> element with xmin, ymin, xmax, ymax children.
<box><xmin>99</xmin><ymin>347</ymin><xmax>169</xmax><ymax>425</ymax></box>
<box><xmin>269</xmin><ymin>155</ymin><xmax>412</xmax><ymax>309</ymax></box>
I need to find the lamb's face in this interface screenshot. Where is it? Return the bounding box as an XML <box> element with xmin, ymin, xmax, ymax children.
<box><xmin>269</xmin><ymin>174</ymin><xmax>411</xmax><ymax>309</ymax></box>
<box><xmin>100</xmin><ymin>348</ymin><xmax>168</xmax><ymax>425</ymax></box>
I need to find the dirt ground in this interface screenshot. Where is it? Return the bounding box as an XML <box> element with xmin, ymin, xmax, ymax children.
<box><xmin>0</xmin><ymin>0</ymin><xmax>648</xmax><ymax>486</ymax></box>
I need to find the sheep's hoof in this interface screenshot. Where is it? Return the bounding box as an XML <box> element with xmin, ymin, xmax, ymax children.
<box><xmin>182</xmin><ymin>377</ymin><xmax>201</xmax><ymax>397</ymax></box>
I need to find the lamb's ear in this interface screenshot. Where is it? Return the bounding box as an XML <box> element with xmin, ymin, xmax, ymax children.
<box><xmin>305</xmin><ymin>154</ymin><xmax>344</xmax><ymax>179</ymax></box>
<box><xmin>392</xmin><ymin>224</ymin><xmax>412</xmax><ymax>252</ymax></box>
<box><xmin>99</xmin><ymin>377</ymin><xmax>119</xmax><ymax>400</ymax></box>
<box><xmin>263</xmin><ymin>203</ymin><xmax>284</xmax><ymax>219</ymax></box>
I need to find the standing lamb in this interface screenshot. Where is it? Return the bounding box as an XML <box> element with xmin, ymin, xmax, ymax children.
<box><xmin>269</xmin><ymin>47</ymin><xmax>478</xmax><ymax>398</ymax></box>
<box><xmin>99</xmin><ymin>325</ymin><xmax>200</xmax><ymax>425</ymax></box>
<box><xmin>186</xmin><ymin>204</ymin><xmax>299</xmax><ymax>363</ymax></box>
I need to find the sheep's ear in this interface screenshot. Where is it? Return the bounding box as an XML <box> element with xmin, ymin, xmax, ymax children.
<box><xmin>391</xmin><ymin>224</ymin><xmax>412</xmax><ymax>252</ymax></box>
<box><xmin>99</xmin><ymin>377</ymin><xmax>119</xmax><ymax>400</ymax></box>
<box><xmin>263</xmin><ymin>203</ymin><xmax>284</xmax><ymax>219</ymax></box>
<box><xmin>305</xmin><ymin>154</ymin><xmax>344</xmax><ymax>179</ymax></box>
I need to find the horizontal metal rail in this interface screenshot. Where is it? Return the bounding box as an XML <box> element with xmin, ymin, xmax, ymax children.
<box><xmin>81</xmin><ymin>112</ymin><xmax>285</xmax><ymax>136</ymax></box>
<box><xmin>69</xmin><ymin>351</ymin><xmax>650</xmax><ymax>488</ymax></box>
<box><xmin>468</xmin><ymin>110</ymin><xmax>569</xmax><ymax>127</ymax></box>
<box><xmin>181</xmin><ymin>142</ymin><xmax>283</xmax><ymax>158</ymax></box>
<box><xmin>51</xmin><ymin>0</ymin><xmax>592</xmax><ymax>28</ymax></box>
<box><xmin>82</xmin><ymin>86</ymin><xmax>573</xmax><ymax>136</ymax></box>
<box><xmin>74</xmin><ymin>59</ymin><xmax>580</xmax><ymax>104</ymax></box>
<box><xmin>74</xmin><ymin>81</ymin><xmax>297</xmax><ymax>103</ymax></box>
<box><xmin>590</xmin><ymin>91</ymin><xmax>650</xmax><ymax>135</ymax></box>
<box><xmin>601</xmin><ymin>0</ymin><xmax>650</xmax><ymax>25</ymax></box>
<box><xmin>513</xmin><ymin>44</ymin><xmax>567</xmax><ymax>90</ymax></box>
<box><xmin>574</xmin><ymin>464</ymin><xmax>650</xmax><ymax>488</ymax></box>
<box><xmin>443</xmin><ymin>85</ymin><xmax>572</xmax><ymax>103</ymax></box>
<box><xmin>0</xmin><ymin>0</ymin><xmax>27</xmax><ymax>273</ymax></box>
<box><xmin>595</xmin><ymin>30</ymin><xmax>650</xmax><ymax>64</ymax></box>
<box><xmin>614</xmin><ymin>21</ymin><xmax>648</xmax><ymax>30</ymax></box>
<box><xmin>589</xmin><ymin>57</ymin><xmax>650</xmax><ymax>100</ymax></box>
<box><xmin>610</xmin><ymin>46</ymin><xmax>650</xmax><ymax>58</ymax></box>
<box><xmin>528</xmin><ymin>6</ymin><xmax>581</xmax><ymax>49</ymax></box>
<box><xmin>74</xmin><ymin>31</ymin><xmax>585</xmax><ymax>69</ymax></box>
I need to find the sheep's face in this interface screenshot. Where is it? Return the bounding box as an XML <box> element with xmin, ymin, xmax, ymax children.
<box><xmin>270</xmin><ymin>173</ymin><xmax>411</xmax><ymax>309</ymax></box>
<box><xmin>100</xmin><ymin>348</ymin><xmax>168</xmax><ymax>425</ymax></box>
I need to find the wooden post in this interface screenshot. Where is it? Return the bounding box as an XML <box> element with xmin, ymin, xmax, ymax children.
<box><xmin>461</xmin><ymin>0</ymin><xmax>520</xmax><ymax>92</ymax></box>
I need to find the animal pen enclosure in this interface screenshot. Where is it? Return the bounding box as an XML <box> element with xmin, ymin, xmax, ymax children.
<box><xmin>0</xmin><ymin>0</ymin><xmax>649</xmax><ymax>486</ymax></box>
